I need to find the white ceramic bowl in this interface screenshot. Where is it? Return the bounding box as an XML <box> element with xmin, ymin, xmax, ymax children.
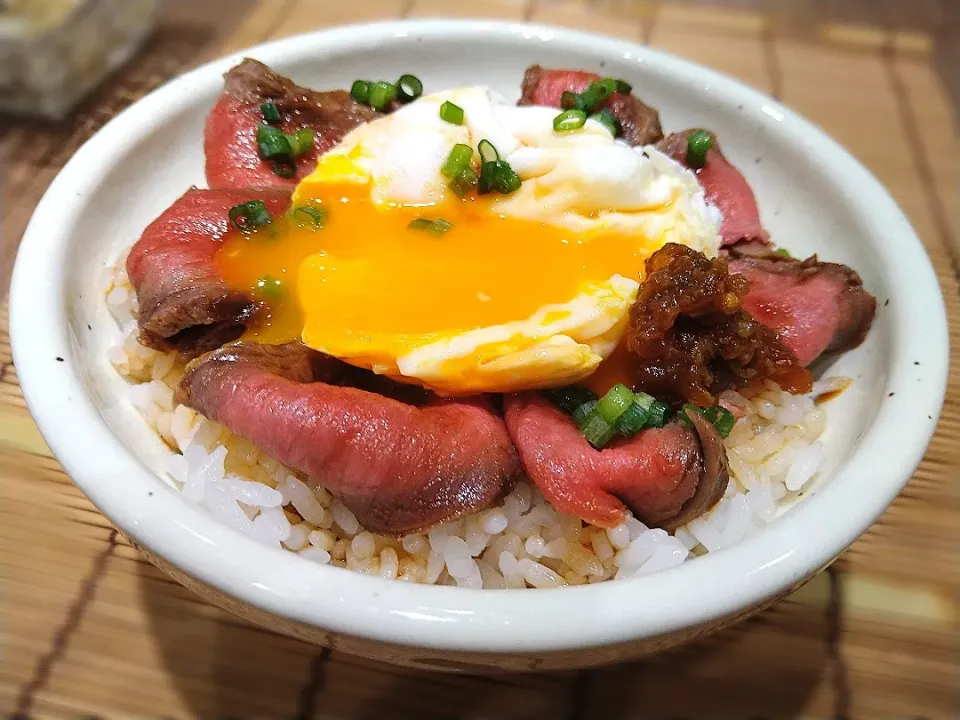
<box><xmin>10</xmin><ymin>20</ymin><xmax>949</xmax><ymax>671</ymax></box>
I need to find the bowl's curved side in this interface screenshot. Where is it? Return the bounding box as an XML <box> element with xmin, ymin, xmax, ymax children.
<box><xmin>10</xmin><ymin>19</ymin><xmax>950</xmax><ymax>659</ymax></box>
<box><xmin>128</xmin><ymin>530</ymin><xmax>823</xmax><ymax>671</ymax></box>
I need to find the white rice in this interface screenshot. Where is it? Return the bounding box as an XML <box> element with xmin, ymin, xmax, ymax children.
<box><xmin>104</xmin><ymin>254</ymin><xmax>837</xmax><ymax>589</ymax></box>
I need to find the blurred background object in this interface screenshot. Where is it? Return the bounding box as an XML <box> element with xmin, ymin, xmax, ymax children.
<box><xmin>0</xmin><ymin>0</ymin><xmax>158</xmax><ymax>120</ymax></box>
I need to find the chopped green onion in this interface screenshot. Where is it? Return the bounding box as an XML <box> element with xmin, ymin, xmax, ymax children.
<box><xmin>448</xmin><ymin>167</ymin><xmax>478</xmax><ymax>197</ymax></box>
<box><xmin>579</xmin><ymin>408</ymin><xmax>616</xmax><ymax>449</ymax></box>
<box><xmin>774</xmin><ymin>248</ymin><xmax>792</xmax><ymax>258</ymax></box>
<box><xmin>590</xmin><ymin>108</ymin><xmax>621</xmax><ymax>137</ymax></box>
<box><xmin>441</xmin><ymin>144</ymin><xmax>478</xmax><ymax>197</ymax></box>
<box><xmin>613</xmin><ymin>79</ymin><xmax>632</xmax><ymax>94</ymax></box>
<box><xmin>396</xmin><ymin>74</ymin><xmax>423</xmax><ymax>103</ymax></box>
<box><xmin>257</xmin><ymin>123</ymin><xmax>292</xmax><ymax>158</ymax></box>
<box><xmin>577</xmin><ymin>86</ymin><xmax>602</xmax><ymax>113</ymax></box>
<box><xmin>408</xmin><ymin>217</ymin><xmax>453</xmax><ymax>236</ymax></box>
<box><xmin>368</xmin><ymin>81</ymin><xmax>397</xmax><ymax>111</ymax></box>
<box><xmin>260</xmin><ymin>101</ymin><xmax>281</xmax><ymax>123</ymax></box>
<box><xmin>594</xmin><ymin>384</ymin><xmax>636</xmax><ymax>424</ymax></box>
<box><xmin>545</xmin><ymin>385</ymin><xmax>598</xmax><ymax>413</ymax></box>
<box><xmin>255</xmin><ymin>274</ymin><xmax>284</xmax><ymax>299</ymax></box>
<box><xmin>477</xmin><ymin>139</ymin><xmax>499</xmax><ymax>164</ymax></box>
<box><xmin>615</xmin><ymin>401</ymin><xmax>650</xmax><ymax>437</ymax></box>
<box><xmin>679</xmin><ymin>403</ymin><xmax>735</xmax><ymax>438</ymax></box>
<box><xmin>441</xmin><ymin>144</ymin><xmax>474</xmax><ymax>178</ymax></box>
<box><xmin>286</xmin><ymin>128</ymin><xmax>314</xmax><ymax>157</ymax></box>
<box><xmin>644</xmin><ymin>398</ymin><xmax>670</xmax><ymax>428</ymax></box>
<box><xmin>272</xmin><ymin>157</ymin><xmax>296</xmax><ymax>178</ymax></box>
<box><xmin>593</xmin><ymin>78</ymin><xmax>618</xmax><ymax>102</ymax></box>
<box><xmin>229</xmin><ymin>200</ymin><xmax>272</xmax><ymax>233</ymax></box>
<box><xmin>476</xmin><ymin>140</ymin><xmax>518</xmax><ymax>195</ymax></box>
<box><xmin>553</xmin><ymin>109</ymin><xmax>587</xmax><ymax>132</ymax></box>
<box><xmin>478</xmin><ymin>161</ymin><xmax>521</xmax><ymax>195</ymax></box>
<box><xmin>710</xmin><ymin>406</ymin><xmax>736</xmax><ymax>437</ymax></box>
<box><xmin>572</xmin><ymin>399</ymin><xmax>597</xmax><ymax>427</ymax></box>
<box><xmin>291</xmin><ymin>205</ymin><xmax>325</xmax><ymax>229</ymax></box>
<box><xmin>439</xmin><ymin>100</ymin><xmax>464</xmax><ymax>125</ymax></box>
<box><xmin>350</xmin><ymin>80</ymin><xmax>371</xmax><ymax>105</ymax></box>
<box><xmin>432</xmin><ymin>218</ymin><xmax>454</xmax><ymax>234</ymax></box>
<box><xmin>407</xmin><ymin>218</ymin><xmax>434</xmax><ymax>231</ymax></box>
<box><xmin>686</xmin><ymin>129</ymin><xmax>714</xmax><ymax>169</ymax></box>
<box><xmin>560</xmin><ymin>91</ymin><xmax>585</xmax><ymax>111</ymax></box>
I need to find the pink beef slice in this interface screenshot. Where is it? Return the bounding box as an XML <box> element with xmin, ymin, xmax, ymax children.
<box><xmin>503</xmin><ymin>393</ymin><xmax>729</xmax><ymax>530</ymax></box>
<box><xmin>518</xmin><ymin>65</ymin><xmax>664</xmax><ymax>147</ymax></box>
<box><xmin>656</xmin><ymin>129</ymin><xmax>769</xmax><ymax>247</ymax></box>
<box><xmin>204</xmin><ymin>58</ymin><xmax>379</xmax><ymax>189</ymax></box>
<box><xmin>725</xmin><ymin>245</ymin><xmax>877</xmax><ymax>366</ymax></box>
<box><xmin>177</xmin><ymin>342</ymin><xmax>519</xmax><ymax>535</ymax></box>
<box><xmin>125</xmin><ymin>186</ymin><xmax>291</xmax><ymax>356</ymax></box>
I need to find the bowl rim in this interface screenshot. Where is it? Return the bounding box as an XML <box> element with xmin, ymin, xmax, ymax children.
<box><xmin>10</xmin><ymin>19</ymin><xmax>949</xmax><ymax>654</ymax></box>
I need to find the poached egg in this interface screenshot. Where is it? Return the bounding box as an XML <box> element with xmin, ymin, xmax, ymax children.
<box><xmin>215</xmin><ymin>86</ymin><xmax>720</xmax><ymax>394</ymax></box>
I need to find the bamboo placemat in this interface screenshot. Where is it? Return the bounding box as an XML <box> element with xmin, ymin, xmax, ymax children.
<box><xmin>1</xmin><ymin>1</ymin><xmax>958</xmax><ymax>718</ymax></box>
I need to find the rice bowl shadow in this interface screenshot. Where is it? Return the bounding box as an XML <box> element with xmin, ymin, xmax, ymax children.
<box><xmin>136</xmin><ymin>559</ymin><xmax>833</xmax><ymax>719</ymax></box>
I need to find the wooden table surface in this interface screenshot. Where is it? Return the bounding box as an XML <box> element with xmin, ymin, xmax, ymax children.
<box><xmin>1</xmin><ymin>1</ymin><xmax>958</xmax><ymax>718</ymax></box>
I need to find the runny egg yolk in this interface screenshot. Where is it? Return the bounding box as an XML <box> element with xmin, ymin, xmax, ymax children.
<box><xmin>215</xmin><ymin>184</ymin><xmax>650</xmax><ymax>367</ymax></box>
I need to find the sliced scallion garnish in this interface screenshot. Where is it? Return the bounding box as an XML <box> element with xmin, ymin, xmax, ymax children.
<box><xmin>350</xmin><ymin>80</ymin><xmax>371</xmax><ymax>105</ymax></box>
<box><xmin>408</xmin><ymin>217</ymin><xmax>453</xmax><ymax>236</ymax></box>
<box><xmin>774</xmin><ymin>248</ymin><xmax>792</xmax><ymax>258</ymax></box>
<box><xmin>368</xmin><ymin>81</ymin><xmax>397</xmax><ymax>112</ymax></box>
<box><xmin>614</xmin><ymin>401</ymin><xmax>649</xmax><ymax>437</ymax></box>
<box><xmin>686</xmin><ymin>129</ymin><xmax>714</xmax><ymax>169</ymax></box>
<box><xmin>593</xmin><ymin>78</ymin><xmax>618</xmax><ymax>102</ymax></box>
<box><xmin>255</xmin><ymin>274</ymin><xmax>284</xmax><ymax>299</ymax></box>
<box><xmin>614</xmin><ymin>79</ymin><xmax>632</xmax><ymax>94</ymax></box>
<box><xmin>396</xmin><ymin>74</ymin><xmax>423</xmax><ymax>103</ymax></box>
<box><xmin>560</xmin><ymin>91</ymin><xmax>585</xmax><ymax>111</ymax></box>
<box><xmin>579</xmin><ymin>408</ymin><xmax>616</xmax><ymax>449</ymax></box>
<box><xmin>553</xmin><ymin>108</ymin><xmax>587</xmax><ymax>132</ymax></box>
<box><xmin>287</xmin><ymin>128</ymin><xmax>314</xmax><ymax>157</ymax></box>
<box><xmin>679</xmin><ymin>404</ymin><xmax>736</xmax><ymax>438</ymax></box>
<box><xmin>441</xmin><ymin>144</ymin><xmax>478</xmax><ymax>197</ymax></box>
<box><xmin>257</xmin><ymin>123</ymin><xmax>292</xmax><ymax>159</ymax></box>
<box><xmin>272</xmin><ymin>157</ymin><xmax>296</xmax><ymax>178</ymax></box>
<box><xmin>441</xmin><ymin>144</ymin><xmax>474</xmax><ymax>178</ymax></box>
<box><xmin>590</xmin><ymin>108</ymin><xmax>621</xmax><ymax>137</ymax></box>
<box><xmin>709</xmin><ymin>406</ymin><xmax>736</xmax><ymax>437</ymax></box>
<box><xmin>260</xmin><ymin>100</ymin><xmax>281</xmax><ymax>124</ymax></box>
<box><xmin>477</xmin><ymin>139</ymin><xmax>499</xmax><ymax>164</ymax></box>
<box><xmin>572</xmin><ymin>399</ymin><xmax>597</xmax><ymax>427</ymax></box>
<box><xmin>291</xmin><ymin>205</ymin><xmax>326</xmax><ymax>229</ymax></box>
<box><xmin>478</xmin><ymin>160</ymin><xmax>521</xmax><ymax>195</ymax></box>
<box><xmin>593</xmin><ymin>384</ymin><xmax>636</xmax><ymax>425</ymax></box>
<box><xmin>229</xmin><ymin>200</ymin><xmax>272</xmax><ymax>233</ymax></box>
<box><xmin>439</xmin><ymin>100</ymin><xmax>464</xmax><ymax>125</ymax></box>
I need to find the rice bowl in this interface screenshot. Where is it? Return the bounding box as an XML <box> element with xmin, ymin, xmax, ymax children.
<box><xmin>9</xmin><ymin>21</ymin><xmax>948</xmax><ymax>669</ymax></box>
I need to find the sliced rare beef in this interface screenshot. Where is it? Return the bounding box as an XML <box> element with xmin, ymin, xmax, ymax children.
<box><xmin>204</xmin><ymin>58</ymin><xmax>379</xmax><ymax>189</ymax></box>
<box><xmin>503</xmin><ymin>393</ymin><xmax>728</xmax><ymax>529</ymax></box>
<box><xmin>656</xmin><ymin>129</ymin><xmax>769</xmax><ymax>247</ymax></box>
<box><xmin>518</xmin><ymin>65</ymin><xmax>664</xmax><ymax>147</ymax></box>
<box><xmin>725</xmin><ymin>244</ymin><xmax>877</xmax><ymax>365</ymax></box>
<box><xmin>177</xmin><ymin>342</ymin><xmax>519</xmax><ymax>534</ymax></box>
<box><xmin>126</xmin><ymin>187</ymin><xmax>291</xmax><ymax>356</ymax></box>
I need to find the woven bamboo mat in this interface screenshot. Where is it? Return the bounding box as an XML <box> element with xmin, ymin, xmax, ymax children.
<box><xmin>1</xmin><ymin>1</ymin><xmax>958</xmax><ymax>718</ymax></box>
